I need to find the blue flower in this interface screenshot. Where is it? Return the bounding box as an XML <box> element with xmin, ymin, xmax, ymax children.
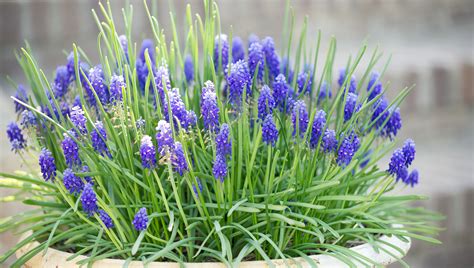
<box><xmin>216</xmin><ymin>124</ymin><xmax>232</xmax><ymax>157</ymax></box>
<box><xmin>193</xmin><ymin>178</ymin><xmax>203</xmax><ymax>197</ymax></box>
<box><xmin>53</xmin><ymin>65</ymin><xmax>70</xmax><ymax>98</ymax></box>
<box><xmin>172</xmin><ymin>142</ymin><xmax>188</xmax><ymax>176</ymax></box>
<box><xmin>43</xmin><ymin>99</ymin><xmax>70</xmax><ymax>121</ymax></box>
<box><xmin>165</xmin><ymin>88</ymin><xmax>188</xmax><ymax>128</ymax></box>
<box><xmin>262</xmin><ymin>114</ymin><xmax>278</xmax><ymax>146</ymax></box>
<box><xmin>119</xmin><ymin>35</ymin><xmax>128</xmax><ymax>59</ymax></box>
<box><xmin>273</xmin><ymin>74</ymin><xmax>289</xmax><ymax>111</ymax></box>
<box><xmin>154</xmin><ymin>66</ymin><xmax>171</xmax><ymax>107</ymax></box>
<box><xmin>322</xmin><ymin>129</ymin><xmax>338</xmax><ymax>153</ymax></box>
<box><xmin>367</xmin><ymin>72</ymin><xmax>383</xmax><ymax>101</ymax></box>
<box><xmin>91</xmin><ymin>121</ymin><xmax>110</xmax><ymax>157</ymax></box>
<box><xmin>213</xmin><ymin>154</ymin><xmax>227</xmax><ymax>182</ymax></box>
<box><xmin>20</xmin><ymin>110</ymin><xmax>37</xmax><ymax>128</ymax></box>
<box><xmin>139</xmin><ymin>39</ymin><xmax>155</xmax><ymax>63</ymax></box>
<box><xmin>338</xmin><ymin>68</ymin><xmax>357</xmax><ymax>94</ymax></box>
<box><xmin>309</xmin><ymin>110</ymin><xmax>326</xmax><ymax>149</ymax></box>
<box><xmin>248</xmin><ymin>42</ymin><xmax>264</xmax><ymax>81</ymax></box>
<box><xmin>81</xmin><ymin>183</ymin><xmax>98</xmax><ymax>216</ymax></box>
<box><xmin>70</xmin><ymin>106</ymin><xmax>87</xmax><ymax>134</ymax></box>
<box><xmin>344</xmin><ymin>93</ymin><xmax>359</xmax><ymax>122</ymax></box>
<box><xmin>232</xmin><ymin>37</ymin><xmax>245</xmax><ymax>63</ymax></box>
<box><xmin>184</xmin><ymin>54</ymin><xmax>194</xmax><ymax>83</ymax></box>
<box><xmin>39</xmin><ymin>148</ymin><xmax>56</xmax><ymax>182</ymax></box>
<box><xmin>183</xmin><ymin>110</ymin><xmax>197</xmax><ymax>129</ymax></box>
<box><xmin>388</xmin><ymin>148</ymin><xmax>408</xmax><ymax>181</ymax></box>
<box><xmin>247</xmin><ymin>34</ymin><xmax>260</xmax><ymax>50</ymax></box>
<box><xmin>291</xmin><ymin>100</ymin><xmax>309</xmax><ymax>137</ymax></box>
<box><xmin>280</xmin><ymin>57</ymin><xmax>294</xmax><ymax>83</ymax></box>
<box><xmin>337</xmin><ymin>133</ymin><xmax>360</xmax><ymax>166</ymax></box>
<box><xmin>156</xmin><ymin>120</ymin><xmax>174</xmax><ymax>156</ymax></box>
<box><xmin>384</xmin><ymin>108</ymin><xmax>402</xmax><ymax>139</ymax></box>
<box><xmin>89</xmin><ymin>65</ymin><xmax>110</xmax><ymax>105</ymax></box>
<box><xmin>63</xmin><ymin>168</ymin><xmax>84</xmax><ymax>195</ymax></box>
<box><xmin>7</xmin><ymin>122</ymin><xmax>26</xmax><ymax>152</ymax></box>
<box><xmin>257</xmin><ymin>85</ymin><xmax>275</xmax><ymax>120</ymax></box>
<box><xmin>405</xmin><ymin>169</ymin><xmax>419</xmax><ymax>187</ymax></box>
<box><xmin>297</xmin><ymin>67</ymin><xmax>313</xmax><ymax>94</ymax></box>
<box><xmin>317</xmin><ymin>81</ymin><xmax>332</xmax><ymax>104</ymax></box>
<box><xmin>13</xmin><ymin>85</ymin><xmax>28</xmax><ymax>113</ymax></box>
<box><xmin>132</xmin><ymin>207</ymin><xmax>148</xmax><ymax>231</ymax></box>
<box><xmin>62</xmin><ymin>131</ymin><xmax>81</xmax><ymax>167</ymax></box>
<box><xmin>201</xmin><ymin>81</ymin><xmax>220</xmax><ymax>132</ymax></box>
<box><xmin>140</xmin><ymin>135</ymin><xmax>156</xmax><ymax>169</ymax></box>
<box><xmin>80</xmin><ymin>165</ymin><xmax>93</xmax><ymax>184</ymax></box>
<box><xmin>371</xmin><ymin>97</ymin><xmax>389</xmax><ymax>131</ymax></box>
<box><xmin>226</xmin><ymin>60</ymin><xmax>251</xmax><ymax>106</ymax></box>
<box><xmin>98</xmin><ymin>209</ymin><xmax>114</xmax><ymax>228</ymax></box>
<box><xmin>109</xmin><ymin>74</ymin><xmax>125</xmax><ymax>102</ymax></box>
<box><xmin>262</xmin><ymin>37</ymin><xmax>280</xmax><ymax>78</ymax></box>
<box><xmin>402</xmin><ymin>139</ymin><xmax>416</xmax><ymax>166</ymax></box>
<box><xmin>214</xmin><ymin>34</ymin><xmax>229</xmax><ymax>72</ymax></box>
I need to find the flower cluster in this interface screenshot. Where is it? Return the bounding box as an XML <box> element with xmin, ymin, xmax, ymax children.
<box><xmin>388</xmin><ymin>139</ymin><xmax>418</xmax><ymax>186</ymax></box>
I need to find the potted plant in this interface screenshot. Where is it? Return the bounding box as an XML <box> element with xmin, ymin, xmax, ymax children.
<box><xmin>1</xmin><ymin>1</ymin><xmax>441</xmax><ymax>267</ymax></box>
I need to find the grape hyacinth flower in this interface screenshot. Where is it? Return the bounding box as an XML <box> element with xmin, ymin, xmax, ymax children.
<box><xmin>297</xmin><ymin>69</ymin><xmax>313</xmax><ymax>94</ymax></box>
<box><xmin>91</xmin><ymin>121</ymin><xmax>110</xmax><ymax>157</ymax></box>
<box><xmin>98</xmin><ymin>209</ymin><xmax>114</xmax><ymax>229</ymax></box>
<box><xmin>172</xmin><ymin>142</ymin><xmax>188</xmax><ymax>176</ymax></box>
<box><xmin>367</xmin><ymin>72</ymin><xmax>383</xmax><ymax>101</ymax></box>
<box><xmin>273</xmin><ymin>74</ymin><xmax>289</xmax><ymax>110</ymax></box>
<box><xmin>132</xmin><ymin>207</ymin><xmax>148</xmax><ymax>231</ymax></box>
<box><xmin>89</xmin><ymin>65</ymin><xmax>110</xmax><ymax>105</ymax></box>
<box><xmin>109</xmin><ymin>74</ymin><xmax>125</xmax><ymax>102</ymax></box>
<box><xmin>154</xmin><ymin>66</ymin><xmax>171</xmax><ymax>105</ymax></box>
<box><xmin>248</xmin><ymin>34</ymin><xmax>259</xmax><ymax>49</ymax></box>
<box><xmin>156</xmin><ymin>120</ymin><xmax>174</xmax><ymax>156</ymax></box>
<box><xmin>119</xmin><ymin>34</ymin><xmax>128</xmax><ymax>59</ymax></box>
<box><xmin>216</xmin><ymin>124</ymin><xmax>232</xmax><ymax>157</ymax></box>
<box><xmin>388</xmin><ymin>148</ymin><xmax>408</xmax><ymax>181</ymax></box>
<box><xmin>213</xmin><ymin>154</ymin><xmax>227</xmax><ymax>182</ymax></box>
<box><xmin>201</xmin><ymin>81</ymin><xmax>220</xmax><ymax>132</ymax></box>
<box><xmin>384</xmin><ymin>108</ymin><xmax>402</xmax><ymax>139</ymax></box>
<box><xmin>402</xmin><ymin>139</ymin><xmax>416</xmax><ymax>166</ymax></box>
<box><xmin>165</xmin><ymin>88</ymin><xmax>188</xmax><ymax>127</ymax></box>
<box><xmin>63</xmin><ymin>168</ymin><xmax>84</xmax><ymax>195</ymax></box>
<box><xmin>136</xmin><ymin>39</ymin><xmax>156</xmax><ymax>92</ymax></box>
<box><xmin>7</xmin><ymin>122</ymin><xmax>27</xmax><ymax>152</ymax></box>
<box><xmin>317</xmin><ymin>81</ymin><xmax>332</xmax><ymax>104</ymax></box>
<box><xmin>183</xmin><ymin>110</ymin><xmax>197</xmax><ymax>129</ymax></box>
<box><xmin>184</xmin><ymin>55</ymin><xmax>194</xmax><ymax>83</ymax></box>
<box><xmin>309</xmin><ymin>110</ymin><xmax>327</xmax><ymax>149</ymax></box>
<box><xmin>280</xmin><ymin>57</ymin><xmax>294</xmax><ymax>83</ymax></box>
<box><xmin>193</xmin><ymin>178</ymin><xmax>203</xmax><ymax>197</ymax></box>
<box><xmin>226</xmin><ymin>60</ymin><xmax>251</xmax><ymax>106</ymax></box>
<box><xmin>140</xmin><ymin>135</ymin><xmax>156</xmax><ymax>169</ymax></box>
<box><xmin>371</xmin><ymin>97</ymin><xmax>389</xmax><ymax>130</ymax></box>
<box><xmin>136</xmin><ymin>117</ymin><xmax>146</xmax><ymax>130</ymax></box>
<box><xmin>13</xmin><ymin>85</ymin><xmax>28</xmax><ymax>113</ymax></box>
<box><xmin>80</xmin><ymin>165</ymin><xmax>93</xmax><ymax>184</ymax></box>
<box><xmin>70</xmin><ymin>106</ymin><xmax>87</xmax><ymax>134</ymax></box>
<box><xmin>337</xmin><ymin>133</ymin><xmax>360</xmax><ymax>166</ymax></box>
<box><xmin>322</xmin><ymin>129</ymin><xmax>338</xmax><ymax>153</ymax></box>
<box><xmin>20</xmin><ymin>110</ymin><xmax>37</xmax><ymax>128</ymax></box>
<box><xmin>248</xmin><ymin>42</ymin><xmax>264</xmax><ymax>81</ymax></box>
<box><xmin>139</xmin><ymin>39</ymin><xmax>155</xmax><ymax>63</ymax></box>
<box><xmin>262</xmin><ymin>114</ymin><xmax>278</xmax><ymax>146</ymax></box>
<box><xmin>66</xmin><ymin>52</ymin><xmax>76</xmax><ymax>78</ymax></box>
<box><xmin>291</xmin><ymin>100</ymin><xmax>309</xmax><ymax>137</ymax></box>
<box><xmin>338</xmin><ymin>68</ymin><xmax>357</xmax><ymax>94</ymax></box>
<box><xmin>43</xmin><ymin>99</ymin><xmax>70</xmax><ymax>121</ymax></box>
<box><xmin>81</xmin><ymin>183</ymin><xmax>98</xmax><ymax>216</ymax></box>
<box><xmin>39</xmin><ymin>149</ymin><xmax>56</xmax><ymax>182</ymax></box>
<box><xmin>232</xmin><ymin>37</ymin><xmax>245</xmax><ymax>63</ymax></box>
<box><xmin>406</xmin><ymin>169</ymin><xmax>419</xmax><ymax>187</ymax></box>
<box><xmin>257</xmin><ymin>85</ymin><xmax>275</xmax><ymax>120</ymax></box>
<box><xmin>62</xmin><ymin>131</ymin><xmax>81</xmax><ymax>167</ymax></box>
<box><xmin>214</xmin><ymin>34</ymin><xmax>229</xmax><ymax>72</ymax></box>
<box><xmin>344</xmin><ymin>93</ymin><xmax>358</xmax><ymax>122</ymax></box>
<box><xmin>262</xmin><ymin>37</ymin><xmax>280</xmax><ymax>78</ymax></box>
<box><xmin>53</xmin><ymin>65</ymin><xmax>70</xmax><ymax>98</ymax></box>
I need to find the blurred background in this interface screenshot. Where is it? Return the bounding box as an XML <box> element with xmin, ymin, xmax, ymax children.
<box><xmin>0</xmin><ymin>0</ymin><xmax>473</xmax><ymax>267</ymax></box>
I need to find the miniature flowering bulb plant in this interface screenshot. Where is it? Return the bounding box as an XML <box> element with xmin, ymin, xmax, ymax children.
<box><xmin>0</xmin><ymin>1</ymin><xmax>441</xmax><ymax>267</ymax></box>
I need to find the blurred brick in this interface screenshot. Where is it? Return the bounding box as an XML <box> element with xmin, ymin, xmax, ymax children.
<box><xmin>433</xmin><ymin>66</ymin><xmax>450</xmax><ymax>107</ymax></box>
<box><xmin>0</xmin><ymin>3</ymin><xmax>21</xmax><ymax>45</ymax></box>
<box><xmin>405</xmin><ymin>71</ymin><xmax>419</xmax><ymax>113</ymax></box>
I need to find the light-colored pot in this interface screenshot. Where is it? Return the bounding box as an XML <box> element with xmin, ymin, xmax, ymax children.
<box><xmin>16</xmin><ymin>231</ymin><xmax>410</xmax><ymax>268</ymax></box>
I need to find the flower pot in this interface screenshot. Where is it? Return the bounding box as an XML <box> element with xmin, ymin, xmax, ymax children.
<box><xmin>16</xmin><ymin>231</ymin><xmax>410</xmax><ymax>267</ymax></box>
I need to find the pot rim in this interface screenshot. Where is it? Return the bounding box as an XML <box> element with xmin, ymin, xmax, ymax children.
<box><xmin>16</xmin><ymin>228</ymin><xmax>411</xmax><ymax>267</ymax></box>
